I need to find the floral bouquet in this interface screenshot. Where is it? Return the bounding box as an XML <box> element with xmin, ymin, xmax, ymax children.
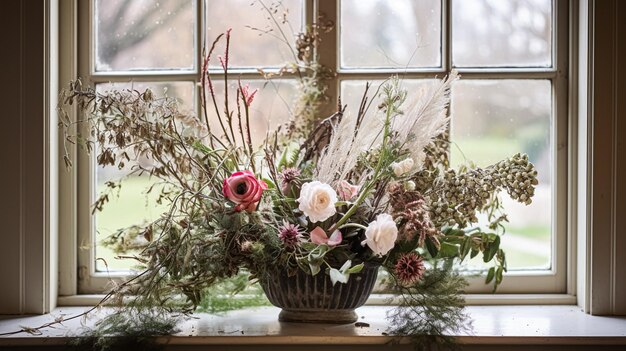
<box><xmin>59</xmin><ymin>16</ymin><xmax>537</xmax><ymax>349</ymax></box>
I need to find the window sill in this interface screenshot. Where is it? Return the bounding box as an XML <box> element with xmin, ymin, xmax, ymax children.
<box><xmin>56</xmin><ymin>293</ymin><xmax>578</xmax><ymax>306</ymax></box>
<box><xmin>1</xmin><ymin>306</ymin><xmax>625</xmax><ymax>349</ymax></box>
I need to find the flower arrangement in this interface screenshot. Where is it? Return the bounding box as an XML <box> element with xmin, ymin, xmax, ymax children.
<box><xmin>54</xmin><ymin>5</ymin><xmax>538</xmax><ymax>349</ymax></box>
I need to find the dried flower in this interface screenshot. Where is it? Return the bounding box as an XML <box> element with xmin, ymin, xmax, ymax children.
<box><xmin>394</xmin><ymin>252</ymin><xmax>425</xmax><ymax>286</ymax></box>
<box><xmin>278</xmin><ymin>221</ymin><xmax>303</xmax><ymax>249</ymax></box>
<box><xmin>240</xmin><ymin>83</ymin><xmax>257</xmax><ymax>106</ymax></box>
<box><xmin>240</xmin><ymin>240</ymin><xmax>254</xmax><ymax>253</ymax></box>
<box><xmin>279</xmin><ymin>167</ymin><xmax>300</xmax><ymax>195</ymax></box>
<box><xmin>388</xmin><ymin>182</ymin><xmax>440</xmax><ymax>247</ymax></box>
<box><xmin>218</xmin><ymin>28</ymin><xmax>232</xmax><ymax>71</ymax></box>
<box><xmin>420</xmin><ymin>153</ymin><xmax>538</xmax><ymax>228</ymax></box>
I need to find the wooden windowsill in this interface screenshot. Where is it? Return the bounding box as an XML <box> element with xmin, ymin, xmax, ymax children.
<box><xmin>1</xmin><ymin>306</ymin><xmax>625</xmax><ymax>349</ymax></box>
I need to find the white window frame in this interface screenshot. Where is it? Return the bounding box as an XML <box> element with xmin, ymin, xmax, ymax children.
<box><xmin>57</xmin><ymin>0</ymin><xmax>576</xmax><ymax>302</ymax></box>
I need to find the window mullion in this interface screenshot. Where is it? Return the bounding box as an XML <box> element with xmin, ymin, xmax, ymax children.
<box><xmin>88</xmin><ymin>74</ymin><xmax>198</xmax><ymax>83</ymax></box>
<box><xmin>448</xmin><ymin>70</ymin><xmax>558</xmax><ymax>79</ymax></box>
<box><xmin>337</xmin><ymin>72</ymin><xmax>557</xmax><ymax>81</ymax></box>
<box><xmin>196</xmin><ymin>0</ymin><xmax>204</xmax><ymax>120</ymax></box>
<box><xmin>316</xmin><ymin>0</ymin><xmax>338</xmax><ymax>116</ymax></box>
<box><xmin>444</xmin><ymin>0</ymin><xmax>451</xmax><ymax>72</ymax></box>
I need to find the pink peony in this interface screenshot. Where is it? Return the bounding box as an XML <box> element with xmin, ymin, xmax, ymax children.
<box><xmin>310</xmin><ymin>226</ymin><xmax>342</xmax><ymax>246</ymax></box>
<box><xmin>222</xmin><ymin>170</ymin><xmax>268</xmax><ymax>212</ymax></box>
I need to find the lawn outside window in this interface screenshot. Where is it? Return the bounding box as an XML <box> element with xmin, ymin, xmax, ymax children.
<box><xmin>60</xmin><ymin>0</ymin><xmax>573</xmax><ymax>300</ymax></box>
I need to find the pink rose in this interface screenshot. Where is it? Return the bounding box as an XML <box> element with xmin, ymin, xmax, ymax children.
<box><xmin>336</xmin><ymin>180</ymin><xmax>360</xmax><ymax>200</ymax></box>
<box><xmin>222</xmin><ymin>170</ymin><xmax>268</xmax><ymax>212</ymax></box>
<box><xmin>310</xmin><ymin>226</ymin><xmax>342</xmax><ymax>247</ymax></box>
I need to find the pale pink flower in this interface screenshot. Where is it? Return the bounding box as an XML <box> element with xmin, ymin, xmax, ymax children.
<box><xmin>297</xmin><ymin>181</ymin><xmax>338</xmax><ymax>223</ymax></box>
<box><xmin>361</xmin><ymin>213</ymin><xmax>398</xmax><ymax>256</ymax></box>
<box><xmin>310</xmin><ymin>226</ymin><xmax>342</xmax><ymax>247</ymax></box>
<box><xmin>336</xmin><ymin>180</ymin><xmax>360</xmax><ymax>200</ymax></box>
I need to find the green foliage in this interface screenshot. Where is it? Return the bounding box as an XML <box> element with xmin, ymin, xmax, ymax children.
<box><xmin>440</xmin><ymin>226</ymin><xmax>508</xmax><ymax>291</ymax></box>
<box><xmin>70</xmin><ymin>307</ymin><xmax>180</xmax><ymax>351</ymax></box>
<box><xmin>385</xmin><ymin>260</ymin><xmax>470</xmax><ymax>350</ymax></box>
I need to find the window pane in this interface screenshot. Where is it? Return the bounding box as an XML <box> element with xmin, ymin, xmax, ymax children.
<box><xmin>450</xmin><ymin>79</ymin><xmax>552</xmax><ymax>270</ymax></box>
<box><xmin>341</xmin><ymin>0</ymin><xmax>441</xmax><ymax>69</ymax></box>
<box><xmin>206</xmin><ymin>0</ymin><xmax>303</xmax><ymax>68</ymax></box>
<box><xmin>205</xmin><ymin>79</ymin><xmax>297</xmax><ymax>146</ymax></box>
<box><xmin>340</xmin><ymin>79</ymin><xmax>435</xmax><ymax>114</ymax></box>
<box><xmin>452</xmin><ymin>0</ymin><xmax>552</xmax><ymax>67</ymax></box>
<box><xmin>95</xmin><ymin>0</ymin><xmax>195</xmax><ymax>72</ymax></box>
<box><xmin>94</xmin><ymin>82</ymin><xmax>194</xmax><ymax>271</ymax></box>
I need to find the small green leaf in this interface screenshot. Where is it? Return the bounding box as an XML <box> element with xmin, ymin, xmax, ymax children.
<box><xmin>300</xmin><ymin>242</ymin><xmax>318</xmax><ymax>251</ymax></box>
<box><xmin>346</xmin><ymin>263</ymin><xmax>364</xmax><ymax>274</ymax></box>
<box><xmin>470</xmin><ymin>248</ymin><xmax>480</xmax><ymax>259</ymax></box>
<box><xmin>425</xmin><ymin>237</ymin><xmax>439</xmax><ymax>257</ymax></box>
<box><xmin>191</xmin><ymin>141</ymin><xmax>213</xmax><ymax>155</ymax></box>
<box><xmin>278</xmin><ymin>148</ymin><xmax>289</xmax><ymax>169</ymax></box>
<box><xmin>447</xmin><ymin>228</ymin><xmax>466</xmax><ymax>236</ymax></box>
<box><xmin>460</xmin><ymin>237</ymin><xmax>472</xmax><ymax>261</ymax></box>
<box><xmin>485</xmin><ymin>266</ymin><xmax>495</xmax><ymax>284</ymax></box>
<box><xmin>483</xmin><ymin>235</ymin><xmax>501</xmax><ymax>262</ymax></box>
<box><xmin>296</xmin><ymin>257</ymin><xmax>310</xmax><ymax>273</ymax></box>
<box><xmin>443</xmin><ymin>236</ymin><xmax>464</xmax><ymax>244</ymax></box>
<box><xmin>495</xmin><ymin>266</ymin><xmax>504</xmax><ymax>285</ymax></box>
<box><xmin>308</xmin><ymin>245</ymin><xmax>329</xmax><ymax>261</ymax></box>
<box><xmin>437</xmin><ymin>242</ymin><xmax>460</xmax><ymax>258</ymax></box>
<box><xmin>309</xmin><ymin>262</ymin><xmax>321</xmax><ymax>276</ymax></box>
<box><xmin>262</xmin><ymin>178</ymin><xmax>277</xmax><ymax>189</ymax></box>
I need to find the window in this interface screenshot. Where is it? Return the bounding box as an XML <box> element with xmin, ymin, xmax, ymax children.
<box><xmin>329</xmin><ymin>0</ymin><xmax>568</xmax><ymax>294</ymax></box>
<box><xmin>73</xmin><ymin>0</ymin><xmax>569</xmax><ymax>295</ymax></box>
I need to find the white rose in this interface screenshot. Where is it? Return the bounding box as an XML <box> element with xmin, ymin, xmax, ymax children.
<box><xmin>390</xmin><ymin>158</ymin><xmax>415</xmax><ymax>177</ymax></box>
<box><xmin>362</xmin><ymin>213</ymin><xmax>398</xmax><ymax>256</ymax></box>
<box><xmin>297</xmin><ymin>181</ymin><xmax>338</xmax><ymax>223</ymax></box>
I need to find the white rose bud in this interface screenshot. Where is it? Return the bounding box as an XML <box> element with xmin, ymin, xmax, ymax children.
<box><xmin>297</xmin><ymin>181</ymin><xmax>338</xmax><ymax>223</ymax></box>
<box><xmin>390</xmin><ymin>158</ymin><xmax>415</xmax><ymax>177</ymax></box>
<box><xmin>361</xmin><ymin>213</ymin><xmax>398</xmax><ymax>256</ymax></box>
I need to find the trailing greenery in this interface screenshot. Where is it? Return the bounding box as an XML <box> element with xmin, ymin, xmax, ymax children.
<box><xmin>70</xmin><ymin>307</ymin><xmax>180</xmax><ymax>351</ymax></box>
<box><xmin>385</xmin><ymin>259</ymin><xmax>470</xmax><ymax>350</ymax></box>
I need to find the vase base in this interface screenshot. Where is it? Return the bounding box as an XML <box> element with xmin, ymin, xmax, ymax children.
<box><xmin>278</xmin><ymin>309</ymin><xmax>358</xmax><ymax>324</ymax></box>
